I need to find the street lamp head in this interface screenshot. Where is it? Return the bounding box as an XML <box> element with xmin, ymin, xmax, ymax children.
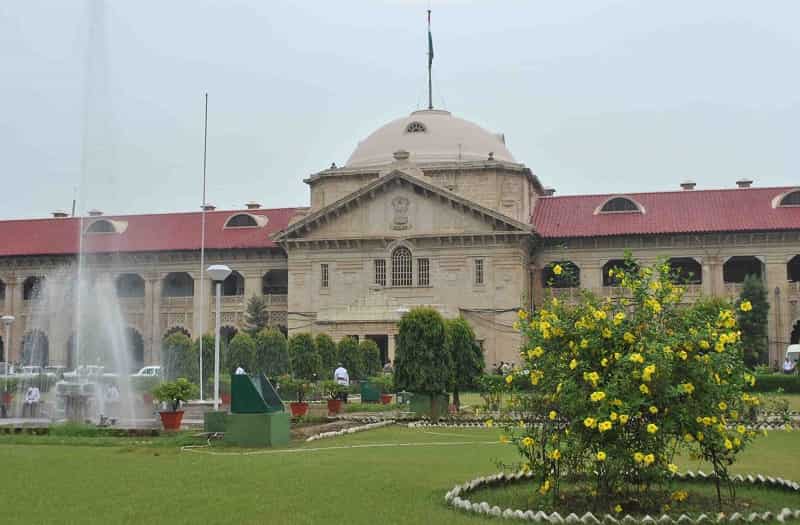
<box><xmin>1</xmin><ymin>315</ymin><xmax>15</xmax><ymax>327</ymax></box>
<box><xmin>207</xmin><ymin>264</ymin><xmax>232</xmax><ymax>282</ymax></box>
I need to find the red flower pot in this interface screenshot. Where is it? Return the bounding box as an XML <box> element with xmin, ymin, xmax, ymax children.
<box><xmin>380</xmin><ymin>394</ymin><xmax>393</xmax><ymax>405</ymax></box>
<box><xmin>327</xmin><ymin>399</ymin><xmax>343</xmax><ymax>415</ymax></box>
<box><xmin>221</xmin><ymin>393</ymin><xmax>231</xmax><ymax>406</ymax></box>
<box><xmin>289</xmin><ymin>402</ymin><xmax>309</xmax><ymax>417</ymax></box>
<box><xmin>1</xmin><ymin>392</ymin><xmax>13</xmax><ymax>405</ymax></box>
<box><xmin>159</xmin><ymin>410</ymin><xmax>184</xmax><ymax>431</ymax></box>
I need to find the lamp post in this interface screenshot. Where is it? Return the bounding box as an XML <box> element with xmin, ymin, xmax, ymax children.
<box><xmin>206</xmin><ymin>265</ymin><xmax>231</xmax><ymax>411</ymax></box>
<box><xmin>2</xmin><ymin>315</ymin><xmax>15</xmax><ymax>418</ymax></box>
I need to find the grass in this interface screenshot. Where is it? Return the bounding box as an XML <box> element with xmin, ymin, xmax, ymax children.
<box><xmin>0</xmin><ymin>427</ymin><xmax>798</xmax><ymax>524</ymax></box>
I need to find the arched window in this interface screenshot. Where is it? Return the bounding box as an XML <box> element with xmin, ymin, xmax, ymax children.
<box><xmin>723</xmin><ymin>256</ymin><xmax>762</xmax><ymax>283</ymax></box>
<box><xmin>787</xmin><ymin>256</ymin><xmax>800</xmax><ymax>282</ymax></box>
<box><xmin>116</xmin><ymin>273</ymin><xmax>145</xmax><ymax>298</ymax></box>
<box><xmin>602</xmin><ymin>259</ymin><xmax>639</xmax><ymax>286</ymax></box>
<box><xmin>225</xmin><ymin>214</ymin><xmax>259</xmax><ymax>228</ymax></box>
<box><xmin>164</xmin><ymin>326</ymin><xmax>191</xmax><ymax>339</ymax></box>
<box><xmin>779</xmin><ymin>191</ymin><xmax>800</xmax><ymax>207</ymax></box>
<box><xmin>667</xmin><ymin>258</ymin><xmax>702</xmax><ymax>285</ymax></box>
<box><xmin>262</xmin><ymin>269</ymin><xmax>288</xmax><ymax>295</ymax></box>
<box><xmin>162</xmin><ymin>272</ymin><xmax>194</xmax><ymax>297</ymax></box>
<box><xmin>792</xmin><ymin>321</ymin><xmax>800</xmax><ymax>345</ymax></box>
<box><xmin>85</xmin><ymin>220</ymin><xmax>116</xmax><ymax>233</ymax></box>
<box><xmin>23</xmin><ymin>276</ymin><xmax>44</xmax><ymax>300</ymax></box>
<box><xmin>126</xmin><ymin>327</ymin><xmax>144</xmax><ymax>372</ymax></box>
<box><xmin>21</xmin><ymin>330</ymin><xmax>49</xmax><ymax>367</ymax></box>
<box><xmin>405</xmin><ymin>121</ymin><xmax>427</xmax><ymax>133</ymax></box>
<box><xmin>391</xmin><ymin>247</ymin><xmax>413</xmax><ymax>287</ymax></box>
<box><xmin>220</xmin><ymin>325</ymin><xmax>238</xmax><ymax>344</ymax></box>
<box><xmin>599</xmin><ymin>197</ymin><xmax>641</xmax><ymax>213</ymax></box>
<box><xmin>542</xmin><ymin>261</ymin><xmax>580</xmax><ymax>288</ymax></box>
<box><xmin>221</xmin><ymin>271</ymin><xmax>245</xmax><ymax>296</ymax></box>
<box><xmin>0</xmin><ymin>278</ymin><xmax>5</xmax><ymax>302</ymax></box>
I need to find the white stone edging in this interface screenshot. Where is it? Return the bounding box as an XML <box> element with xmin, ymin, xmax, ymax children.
<box><xmin>305</xmin><ymin>420</ymin><xmax>395</xmax><ymax>442</ymax></box>
<box><xmin>444</xmin><ymin>470</ymin><xmax>800</xmax><ymax>523</ymax></box>
<box><xmin>410</xmin><ymin>420</ymin><xmax>797</xmax><ymax>431</ymax></box>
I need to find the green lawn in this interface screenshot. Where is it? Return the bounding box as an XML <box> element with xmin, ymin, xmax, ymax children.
<box><xmin>0</xmin><ymin>427</ymin><xmax>798</xmax><ymax>524</ymax></box>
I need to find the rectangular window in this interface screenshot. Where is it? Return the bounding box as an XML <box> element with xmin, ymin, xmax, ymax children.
<box><xmin>320</xmin><ymin>263</ymin><xmax>329</xmax><ymax>289</ymax></box>
<box><xmin>418</xmin><ymin>258</ymin><xmax>430</xmax><ymax>286</ymax></box>
<box><xmin>474</xmin><ymin>259</ymin><xmax>485</xmax><ymax>286</ymax></box>
<box><xmin>374</xmin><ymin>259</ymin><xmax>386</xmax><ymax>286</ymax></box>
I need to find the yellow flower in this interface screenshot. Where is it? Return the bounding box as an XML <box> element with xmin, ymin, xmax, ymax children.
<box><xmin>601</xmin><ymin>357</ymin><xmax>609</xmax><ymax>367</ymax></box>
<box><xmin>528</xmin><ymin>346</ymin><xmax>544</xmax><ymax>359</ymax></box>
<box><xmin>629</xmin><ymin>353</ymin><xmax>644</xmax><ymax>364</ymax></box>
<box><xmin>596</xmin><ymin>451</ymin><xmax>607</xmax><ymax>461</ymax></box>
<box><xmin>517</xmin><ymin>309</ymin><xmax>528</xmax><ymax>320</ymax></box>
<box><xmin>505</xmin><ymin>374</ymin><xmax>514</xmax><ymax>384</ymax></box>
<box><xmin>613</xmin><ymin>312</ymin><xmax>625</xmax><ymax>326</ymax></box>
<box><xmin>672</xmin><ymin>490</ymin><xmax>688</xmax><ymax>502</ymax></box>
<box><xmin>739</xmin><ymin>300</ymin><xmax>752</xmax><ymax>312</ymax></box>
<box><xmin>624</xmin><ymin>332</ymin><xmax>636</xmax><ymax>344</ymax></box>
<box><xmin>614</xmin><ymin>505</ymin><xmax>623</xmax><ymax>514</ymax></box>
<box><xmin>699</xmin><ymin>340</ymin><xmax>710</xmax><ymax>350</ymax></box>
<box><xmin>539</xmin><ymin>480</ymin><xmax>551</xmax><ymax>494</ymax></box>
<box><xmin>598</xmin><ymin>420</ymin><xmax>613</xmax><ymax>432</ymax></box>
<box><xmin>610</xmin><ymin>412</ymin><xmax>618</xmax><ymax>421</ymax></box>
<box><xmin>584</xmin><ymin>417</ymin><xmax>597</xmax><ymax>429</ymax></box>
<box><xmin>633</xmin><ymin>452</ymin><xmax>644</xmax><ymax>463</ymax></box>
<box><xmin>549</xmin><ymin>410</ymin><xmax>557</xmax><ymax>421</ymax></box>
<box><xmin>521</xmin><ymin>436</ymin><xmax>534</xmax><ymax>448</ymax></box>
<box><xmin>668</xmin><ymin>463</ymin><xmax>679</xmax><ymax>474</ymax></box>
<box><xmin>680</xmin><ymin>383</ymin><xmax>695</xmax><ymax>395</ymax></box>
<box><xmin>553</xmin><ymin>264</ymin><xmax>563</xmax><ymax>275</ymax></box>
<box><xmin>647</xmin><ymin>423</ymin><xmax>659</xmax><ymax>434</ymax></box>
<box><xmin>499</xmin><ymin>435</ymin><xmax>510</xmax><ymax>444</ymax></box>
<box><xmin>697</xmin><ymin>431</ymin><xmax>704</xmax><ymax>441</ymax></box>
<box><xmin>602</xmin><ymin>329</ymin><xmax>612</xmax><ymax>339</ymax></box>
<box><xmin>649</xmin><ymin>406</ymin><xmax>659</xmax><ymax>415</ymax></box>
<box><xmin>677</xmin><ymin>351</ymin><xmax>688</xmax><ymax>360</ymax></box>
<box><xmin>549</xmin><ymin>449</ymin><xmax>561</xmax><ymax>460</ymax></box>
<box><xmin>569</xmin><ymin>359</ymin><xmax>578</xmax><ymax>370</ymax></box>
<box><xmin>684</xmin><ymin>433</ymin><xmax>694</xmax><ymax>442</ymax></box>
<box><xmin>485</xmin><ymin>419</ymin><xmax>494</xmax><ymax>428</ymax></box>
<box><xmin>590</xmin><ymin>391</ymin><xmax>607</xmax><ymax>402</ymax></box>
<box><xmin>640</xmin><ymin>384</ymin><xmax>650</xmax><ymax>395</ymax></box>
<box><xmin>619</xmin><ymin>414</ymin><xmax>630</xmax><ymax>425</ymax></box>
<box><xmin>718</xmin><ymin>401</ymin><xmax>728</xmax><ymax>411</ymax></box>
<box><xmin>736</xmin><ymin>425</ymin><xmax>746</xmax><ymax>434</ymax></box>
<box><xmin>644</xmin><ymin>453</ymin><xmax>655</xmax><ymax>466</ymax></box>
<box><xmin>593</xmin><ymin>310</ymin><xmax>607</xmax><ymax>320</ymax></box>
<box><xmin>724</xmin><ymin>439</ymin><xmax>733</xmax><ymax>450</ymax></box>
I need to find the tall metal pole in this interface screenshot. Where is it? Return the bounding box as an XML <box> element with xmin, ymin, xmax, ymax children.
<box><xmin>198</xmin><ymin>93</ymin><xmax>208</xmax><ymax>400</ymax></box>
<box><xmin>213</xmin><ymin>281</ymin><xmax>221</xmax><ymax>411</ymax></box>
<box><xmin>427</xmin><ymin>10</ymin><xmax>433</xmax><ymax>110</ymax></box>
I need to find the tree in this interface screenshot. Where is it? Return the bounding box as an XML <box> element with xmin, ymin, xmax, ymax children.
<box><xmin>254</xmin><ymin>328</ymin><xmax>290</xmax><ymax>377</ymax></box>
<box><xmin>445</xmin><ymin>317</ymin><xmax>484</xmax><ymax>410</ymax></box>
<box><xmin>359</xmin><ymin>339</ymin><xmax>382</xmax><ymax>377</ymax></box>
<box><xmin>161</xmin><ymin>332</ymin><xmax>196</xmax><ymax>382</ymax></box>
<box><xmin>738</xmin><ymin>274</ymin><xmax>770</xmax><ymax>368</ymax></box>
<box><xmin>315</xmin><ymin>334</ymin><xmax>338</xmax><ymax>378</ymax></box>
<box><xmin>337</xmin><ymin>337</ymin><xmax>364</xmax><ymax>380</ymax></box>
<box><xmin>288</xmin><ymin>333</ymin><xmax>320</xmax><ymax>380</ymax></box>
<box><xmin>394</xmin><ymin>307</ymin><xmax>452</xmax><ymax>421</ymax></box>
<box><xmin>227</xmin><ymin>332</ymin><xmax>256</xmax><ymax>374</ymax></box>
<box><xmin>244</xmin><ymin>295</ymin><xmax>269</xmax><ymax>334</ymax></box>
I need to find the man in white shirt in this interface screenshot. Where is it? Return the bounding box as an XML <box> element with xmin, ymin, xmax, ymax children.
<box><xmin>235</xmin><ymin>365</ymin><xmax>246</xmax><ymax>375</ymax></box>
<box><xmin>24</xmin><ymin>386</ymin><xmax>40</xmax><ymax>417</ymax></box>
<box><xmin>334</xmin><ymin>363</ymin><xmax>349</xmax><ymax>403</ymax></box>
<box><xmin>783</xmin><ymin>356</ymin><xmax>796</xmax><ymax>375</ymax></box>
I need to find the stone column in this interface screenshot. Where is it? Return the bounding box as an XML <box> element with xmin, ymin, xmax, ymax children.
<box><xmin>582</xmin><ymin>264</ymin><xmax>603</xmax><ymax>296</ymax></box>
<box><xmin>765</xmin><ymin>259</ymin><xmax>789</xmax><ymax>366</ymax></box>
<box><xmin>192</xmin><ymin>274</ymin><xmax>208</xmax><ymax>340</ymax></box>
<box><xmin>701</xmin><ymin>259</ymin><xmax>714</xmax><ymax>296</ymax></box>
<box><xmin>243</xmin><ymin>270</ymin><xmax>262</xmax><ymax>301</ymax></box>
<box><xmin>387</xmin><ymin>334</ymin><xmax>396</xmax><ymax>364</ymax></box>
<box><xmin>9</xmin><ymin>277</ymin><xmax>23</xmax><ymax>362</ymax></box>
<box><xmin>144</xmin><ymin>275</ymin><xmax>161</xmax><ymax>366</ymax></box>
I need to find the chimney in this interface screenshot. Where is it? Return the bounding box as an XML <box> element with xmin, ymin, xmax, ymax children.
<box><xmin>88</xmin><ymin>209</ymin><xmax>103</xmax><ymax>216</ymax></box>
<box><xmin>245</xmin><ymin>201</ymin><xmax>261</xmax><ymax>210</ymax></box>
<box><xmin>51</xmin><ymin>210</ymin><xmax>69</xmax><ymax>218</ymax></box>
<box><xmin>202</xmin><ymin>204</ymin><xmax>216</xmax><ymax>211</ymax></box>
<box><xmin>680</xmin><ymin>181</ymin><xmax>696</xmax><ymax>191</ymax></box>
<box><xmin>736</xmin><ymin>179</ymin><xmax>753</xmax><ymax>189</ymax></box>
<box><xmin>542</xmin><ymin>188</ymin><xmax>556</xmax><ymax>196</ymax></box>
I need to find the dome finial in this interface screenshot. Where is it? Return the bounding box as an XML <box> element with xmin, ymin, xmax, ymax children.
<box><xmin>427</xmin><ymin>9</ymin><xmax>434</xmax><ymax>110</ymax></box>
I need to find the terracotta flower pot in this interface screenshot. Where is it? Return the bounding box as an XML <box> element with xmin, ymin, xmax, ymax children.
<box><xmin>327</xmin><ymin>399</ymin><xmax>343</xmax><ymax>415</ymax></box>
<box><xmin>221</xmin><ymin>393</ymin><xmax>231</xmax><ymax>405</ymax></box>
<box><xmin>289</xmin><ymin>402</ymin><xmax>309</xmax><ymax>417</ymax></box>
<box><xmin>380</xmin><ymin>394</ymin><xmax>393</xmax><ymax>405</ymax></box>
<box><xmin>159</xmin><ymin>410</ymin><xmax>184</xmax><ymax>431</ymax></box>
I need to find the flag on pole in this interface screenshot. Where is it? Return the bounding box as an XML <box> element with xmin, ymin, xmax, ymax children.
<box><xmin>427</xmin><ymin>10</ymin><xmax>434</xmax><ymax>68</ymax></box>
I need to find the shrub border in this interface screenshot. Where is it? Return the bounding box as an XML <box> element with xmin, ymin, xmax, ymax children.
<box><xmin>445</xmin><ymin>470</ymin><xmax>800</xmax><ymax>523</ymax></box>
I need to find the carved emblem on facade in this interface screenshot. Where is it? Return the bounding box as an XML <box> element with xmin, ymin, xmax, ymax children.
<box><xmin>391</xmin><ymin>196</ymin><xmax>411</xmax><ymax>230</ymax></box>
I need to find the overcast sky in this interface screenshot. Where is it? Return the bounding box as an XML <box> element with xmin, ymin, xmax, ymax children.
<box><xmin>2</xmin><ymin>1</ymin><xmax>799</xmax><ymax>220</ymax></box>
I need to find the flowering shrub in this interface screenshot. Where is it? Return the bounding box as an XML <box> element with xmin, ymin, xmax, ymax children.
<box><xmin>501</xmin><ymin>256</ymin><xmax>761</xmax><ymax>511</ymax></box>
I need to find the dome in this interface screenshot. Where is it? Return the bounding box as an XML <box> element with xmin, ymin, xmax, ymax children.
<box><xmin>345</xmin><ymin>109</ymin><xmax>516</xmax><ymax>168</ymax></box>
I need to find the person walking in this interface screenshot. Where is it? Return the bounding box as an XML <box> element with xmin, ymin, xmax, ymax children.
<box><xmin>333</xmin><ymin>362</ymin><xmax>349</xmax><ymax>403</ymax></box>
<box><xmin>23</xmin><ymin>385</ymin><xmax>40</xmax><ymax>418</ymax></box>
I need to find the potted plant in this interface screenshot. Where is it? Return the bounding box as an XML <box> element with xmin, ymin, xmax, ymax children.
<box><xmin>321</xmin><ymin>380</ymin><xmax>346</xmax><ymax>415</ymax></box>
<box><xmin>219</xmin><ymin>375</ymin><xmax>232</xmax><ymax>406</ymax></box>
<box><xmin>281</xmin><ymin>376</ymin><xmax>311</xmax><ymax>417</ymax></box>
<box><xmin>371</xmin><ymin>374</ymin><xmax>394</xmax><ymax>404</ymax></box>
<box><xmin>152</xmin><ymin>378</ymin><xmax>197</xmax><ymax>431</ymax></box>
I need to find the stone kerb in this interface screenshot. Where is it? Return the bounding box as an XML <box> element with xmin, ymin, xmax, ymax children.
<box><xmin>444</xmin><ymin>471</ymin><xmax>800</xmax><ymax>523</ymax></box>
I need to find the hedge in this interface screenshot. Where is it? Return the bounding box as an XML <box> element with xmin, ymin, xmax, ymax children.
<box><xmin>752</xmin><ymin>374</ymin><xmax>800</xmax><ymax>394</ymax></box>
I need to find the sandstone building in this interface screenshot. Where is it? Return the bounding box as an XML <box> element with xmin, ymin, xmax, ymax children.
<box><xmin>1</xmin><ymin>108</ymin><xmax>799</xmax><ymax>370</ymax></box>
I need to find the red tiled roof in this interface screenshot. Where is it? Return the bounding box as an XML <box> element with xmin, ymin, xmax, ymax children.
<box><xmin>532</xmin><ymin>187</ymin><xmax>800</xmax><ymax>239</ymax></box>
<box><xmin>0</xmin><ymin>208</ymin><xmax>300</xmax><ymax>257</ymax></box>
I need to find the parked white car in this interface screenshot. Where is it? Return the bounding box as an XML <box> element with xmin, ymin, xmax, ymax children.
<box><xmin>132</xmin><ymin>366</ymin><xmax>161</xmax><ymax>378</ymax></box>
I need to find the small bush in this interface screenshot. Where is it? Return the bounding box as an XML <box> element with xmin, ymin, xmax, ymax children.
<box><xmin>359</xmin><ymin>339</ymin><xmax>382</xmax><ymax>377</ymax></box>
<box><xmin>288</xmin><ymin>333</ymin><xmax>320</xmax><ymax>381</ymax></box>
<box><xmin>315</xmin><ymin>334</ymin><xmax>338</xmax><ymax>378</ymax></box>
<box><xmin>751</xmin><ymin>374</ymin><xmax>800</xmax><ymax>393</ymax></box>
<box><xmin>337</xmin><ymin>337</ymin><xmax>364</xmax><ymax>380</ymax></box>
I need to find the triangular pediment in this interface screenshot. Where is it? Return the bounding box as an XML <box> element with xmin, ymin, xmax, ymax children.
<box><xmin>275</xmin><ymin>170</ymin><xmax>532</xmax><ymax>243</ymax></box>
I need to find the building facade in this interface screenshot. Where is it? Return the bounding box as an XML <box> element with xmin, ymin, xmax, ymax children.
<box><xmin>1</xmin><ymin>108</ymin><xmax>799</xmax><ymax>370</ymax></box>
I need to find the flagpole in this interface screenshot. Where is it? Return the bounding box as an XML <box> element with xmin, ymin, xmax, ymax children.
<box><xmin>427</xmin><ymin>9</ymin><xmax>433</xmax><ymax>110</ymax></box>
<box><xmin>198</xmin><ymin>93</ymin><xmax>208</xmax><ymax>401</ymax></box>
